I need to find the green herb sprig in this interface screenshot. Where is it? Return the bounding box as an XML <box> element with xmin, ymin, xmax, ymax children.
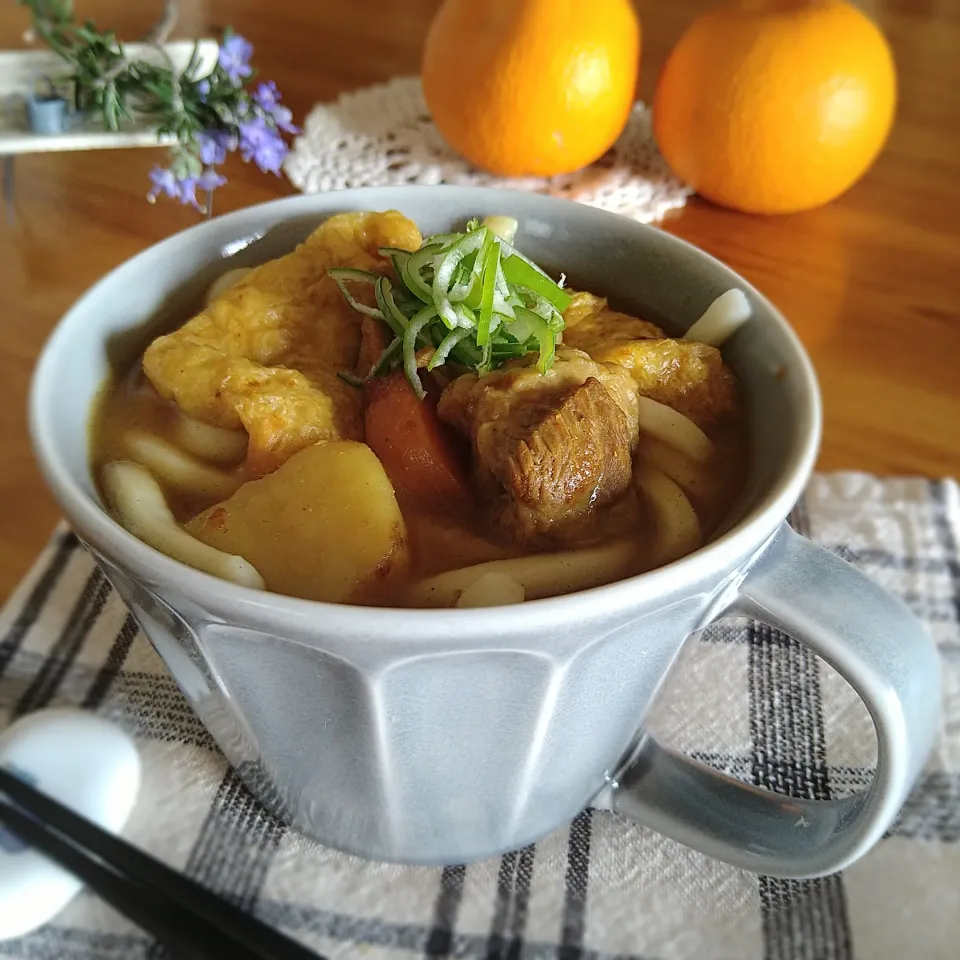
<box><xmin>19</xmin><ymin>1</ymin><xmax>298</xmax><ymax>213</ymax></box>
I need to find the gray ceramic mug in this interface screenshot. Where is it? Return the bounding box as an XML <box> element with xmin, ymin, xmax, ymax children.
<box><xmin>29</xmin><ymin>187</ymin><xmax>941</xmax><ymax>877</ymax></box>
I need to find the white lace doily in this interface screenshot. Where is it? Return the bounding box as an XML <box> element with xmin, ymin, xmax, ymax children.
<box><xmin>284</xmin><ymin>77</ymin><xmax>689</xmax><ymax>224</ymax></box>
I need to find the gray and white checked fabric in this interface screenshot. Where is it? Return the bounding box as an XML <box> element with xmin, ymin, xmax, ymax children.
<box><xmin>0</xmin><ymin>471</ymin><xmax>958</xmax><ymax>960</ymax></box>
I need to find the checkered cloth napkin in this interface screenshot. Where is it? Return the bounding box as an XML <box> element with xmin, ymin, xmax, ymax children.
<box><xmin>0</xmin><ymin>472</ymin><xmax>957</xmax><ymax>960</ymax></box>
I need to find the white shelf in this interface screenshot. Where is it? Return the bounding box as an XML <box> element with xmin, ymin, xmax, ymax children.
<box><xmin>0</xmin><ymin>40</ymin><xmax>217</xmax><ymax>157</ymax></box>
<box><xmin>0</xmin><ymin>123</ymin><xmax>177</xmax><ymax>156</ymax></box>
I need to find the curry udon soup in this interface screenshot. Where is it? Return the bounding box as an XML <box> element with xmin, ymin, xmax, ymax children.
<box><xmin>92</xmin><ymin>211</ymin><xmax>751</xmax><ymax>609</ymax></box>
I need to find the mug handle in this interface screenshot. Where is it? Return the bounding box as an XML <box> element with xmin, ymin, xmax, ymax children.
<box><xmin>604</xmin><ymin>523</ymin><xmax>941</xmax><ymax>879</ymax></box>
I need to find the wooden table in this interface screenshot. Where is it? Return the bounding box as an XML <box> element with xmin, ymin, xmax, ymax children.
<box><xmin>0</xmin><ymin>0</ymin><xmax>957</xmax><ymax>601</ymax></box>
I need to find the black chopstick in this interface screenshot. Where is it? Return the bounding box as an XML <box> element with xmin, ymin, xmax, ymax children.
<box><xmin>0</xmin><ymin>769</ymin><xmax>325</xmax><ymax>960</ymax></box>
<box><xmin>0</xmin><ymin>798</ymin><xmax>264</xmax><ymax>960</ymax></box>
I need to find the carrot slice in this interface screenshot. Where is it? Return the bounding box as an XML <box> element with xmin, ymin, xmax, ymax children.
<box><xmin>364</xmin><ymin>371</ymin><xmax>470</xmax><ymax>503</ymax></box>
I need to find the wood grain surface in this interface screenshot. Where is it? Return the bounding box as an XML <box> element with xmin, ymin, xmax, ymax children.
<box><xmin>0</xmin><ymin>0</ymin><xmax>957</xmax><ymax>601</ymax></box>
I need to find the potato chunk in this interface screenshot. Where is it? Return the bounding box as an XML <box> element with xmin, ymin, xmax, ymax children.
<box><xmin>186</xmin><ymin>441</ymin><xmax>408</xmax><ymax>603</ymax></box>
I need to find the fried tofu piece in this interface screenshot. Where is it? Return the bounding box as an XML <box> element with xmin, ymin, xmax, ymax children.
<box><xmin>560</xmin><ymin>292</ymin><xmax>740</xmax><ymax>429</ymax></box>
<box><xmin>592</xmin><ymin>338</ymin><xmax>741</xmax><ymax>429</ymax></box>
<box><xmin>142</xmin><ymin>211</ymin><xmax>422</xmax><ymax>475</ymax></box>
<box><xmin>562</xmin><ymin>291</ymin><xmax>665</xmax><ymax>353</ymax></box>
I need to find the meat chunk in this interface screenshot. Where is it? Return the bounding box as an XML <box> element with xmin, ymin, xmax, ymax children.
<box><xmin>142</xmin><ymin>211</ymin><xmax>422</xmax><ymax>475</ymax></box>
<box><xmin>592</xmin><ymin>338</ymin><xmax>740</xmax><ymax>429</ymax></box>
<box><xmin>562</xmin><ymin>291</ymin><xmax>665</xmax><ymax>353</ymax></box>
<box><xmin>438</xmin><ymin>349</ymin><xmax>636</xmax><ymax>542</ymax></box>
<box><xmin>439</xmin><ymin>347</ymin><xmax>641</xmax><ymax>448</ymax></box>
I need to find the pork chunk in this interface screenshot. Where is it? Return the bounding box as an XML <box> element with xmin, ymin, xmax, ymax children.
<box><xmin>438</xmin><ymin>349</ymin><xmax>636</xmax><ymax>542</ymax></box>
<box><xmin>439</xmin><ymin>347</ymin><xmax>640</xmax><ymax>447</ymax></box>
<box><xmin>142</xmin><ymin>210</ymin><xmax>422</xmax><ymax>475</ymax></box>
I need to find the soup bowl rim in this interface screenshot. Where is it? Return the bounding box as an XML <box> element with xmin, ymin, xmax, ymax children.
<box><xmin>29</xmin><ymin>186</ymin><xmax>822</xmax><ymax>644</ymax></box>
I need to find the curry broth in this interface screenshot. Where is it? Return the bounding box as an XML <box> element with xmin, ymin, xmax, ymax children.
<box><xmin>91</xmin><ymin>355</ymin><xmax>748</xmax><ymax>607</ymax></box>
<box><xmin>90</xmin><ymin>210</ymin><xmax>749</xmax><ymax>607</ymax></box>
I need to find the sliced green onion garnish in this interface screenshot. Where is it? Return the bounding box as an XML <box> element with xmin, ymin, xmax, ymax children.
<box><xmin>422</xmin><ymin>232</ymin><xmax>463</xmax><ymax>249</ymax></box>
<box><xmin>435</xmin><ymin>298</ymin><xmax>458</xmax><ymax>330</ymax></box>
<box><xmin>342</xmin><ymin>336</ymin><xmax>402</xmax><ymax>387</ymax></box>
<box><xmin>330</xmin><ymin>216</ymin><xmax>569</xmax><ymax>397</ymax></box>
<box><xmin>374</xmin><ymin>277</ymin><xmax>409</xmax><ymax>338</ymax></box>
<box><xmin>501</xmin><ymin>256</ymin><xmax>572</xmax><ymax>313</ymax></box>
<box><xmin>507</xmin><ymin>310</ymin><xmax>535</xmax><ymax>343</ymax></box>
<box><xmin>403</xmin><ymin>244</ymin><xmax>442</xmax><ymax>303</ymax></box>
<box><xmin>452</xmin><ymin>339</ymin><xmax>482</xmax><ymax>367</ymax></box>
<box><xmin>379</xmin><ymin>246</ymin><xmax>412</xmax><ymax>278</ymax></box>
<box><xmin>479</xmin><ymin>338</ymin><xmax>493</xmax><ymax>375</ymax></box>
<box><xmin>464</xmin><ymin>231</ymin><xmax>495</xmax><ymax>310</ymax></box>
<box><xmin>453</xmin><ymin>302</ymin><xmax>476</xmax><ymax>328</ymax></box>
<box><xmin>328</xmin><ymin>267</ymin><xmax>379</xmax><ymax>283</ymax></box>
<box><xmin>495</xmin><ymin>237</ymin><xmax>551</xmax><ymax>278</ymax></box>
<box><xmin>371</xmin><ymin>337</ymin><xmax>402</xmax><ymax>377</ymax></box>
<box><xmin>402</xmin><ymin>307</ymin><xmax>435</xmax><ymax>400</ymax></box>
<box><xmin>328</xmin><ymin>268</ymin><xmax>383</xmax><ymax>319</ymax></box>
<box><xmin>491</xmin><ymin>292</ymin><xmax>516</xmax><ymax>321</ymax></box>
<box><xmin>476</xmin><ymin>241</ymin><xmax>500</xmax><ymax>347</ymax></box>
<box><xmin>450</xmin><ymin>247</ymin><xmax>486</xmax><ymax>304</ymax></box>
<box><xmin>537</xmin><ymin>328</ymin><xmax>557</xmax><ymax>374</ymax></box>
<box><xmin>433</xmin><ymin>230</ymin><xmax>486</xmax><ymax>303</ymax></box>
<box><xmin>513</xmin><ymin>308</ymin><xmax>556</xmax><ymax>373</ymax></box>
<box><xmin>428</xmin><ymin>327</ymin><xmax>472</xmax><ymax>371</ymax></box>
<box><xmin>337</xmin><ymin>370</ymin><xmax>365</xmax><ymax>388</ymax></box>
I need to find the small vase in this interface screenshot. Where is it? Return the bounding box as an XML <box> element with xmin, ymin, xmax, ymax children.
<box><xmin>27</xmin><ymin>96</ymin><xmax>70</xmax><ymax>135</ymax></box>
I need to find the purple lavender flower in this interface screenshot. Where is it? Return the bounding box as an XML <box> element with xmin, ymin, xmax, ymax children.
<box><xmin>197</xmin><ymin>169</ymin><xmax>228</xmax><ymax>192</ymax></box>
<box><xmin>176</xmin><ymin>176</ymin><xmax>201</xmax><ymax>211</ymax></box>
<box><xmin>253</xmin><ymin>81</ymin><xmax>280</xmax><ymax>112</ymax></box>
<box><xmin>147</xmin><ymin>165</ymin><xmax>226</xmax><ymax>211</ymax></box>
<box><xmin>218</xmin><ymin>35</ymin><xmax>253</xmax><ymax>85</ymax></box>
<box><xmin>147</xmin><ymin>39</ymin><xmax>298</xmax><ymax>213</ymax></box>
<box><xmin>147</xmin><ymin>166</ymin><xmax>180</xmax><ymax>201</ymax></box>
<box><xmin>252</xmin><ymin>81</ymin><xmax>299</xmax><ymax>134</ymax></box>
<box><xmin>239</xmin><ymin>115</ymin><xmax>288</xmax><ymax>174</ymax></box>
<box><xmin>271</xmin><ymin>104</ymin><xmax>299</xmax><ymax>135</ymax></box>
<box><xmin>179</xmin><ymin>170</ymin><xmax>228</xmax><ymax>211</ymax></box>
<box><xmin>198</xmin><ymin>130</ymin><xmax>236</xmax><ymax>166</ymax></box>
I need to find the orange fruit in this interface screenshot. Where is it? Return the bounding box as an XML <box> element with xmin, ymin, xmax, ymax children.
<box><xmin>653</xmin><ymin>0</ymin><xmax>897</xmax><ymax>214</ymax></box>
<box><xmin>422</xmin><ymin>0</ymin><xmax>640</xmax><ymax>177</ymax></box>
